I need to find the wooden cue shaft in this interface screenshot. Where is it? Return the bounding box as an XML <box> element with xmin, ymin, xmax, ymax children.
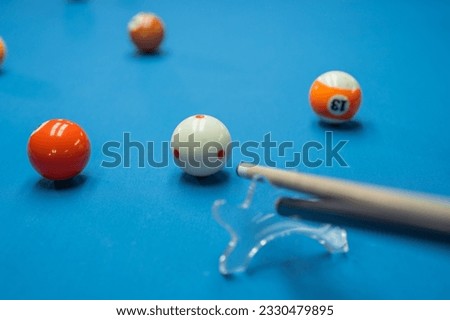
<box><xmin>237</xmin><ymin>163</ymin><xmax>450</xmax><ymax>233</ymax></box>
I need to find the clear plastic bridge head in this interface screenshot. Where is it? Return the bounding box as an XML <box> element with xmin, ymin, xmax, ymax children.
<box><xmin>212</xmin><ymin>176</ymin><xmax>349</xmax><ymax>275</ymax></box>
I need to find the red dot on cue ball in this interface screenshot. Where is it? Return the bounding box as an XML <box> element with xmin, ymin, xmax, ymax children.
<box><xmin>27</xmin><ymin>119</ymin><xmax>91</xmax><ymax>181</ymax></box>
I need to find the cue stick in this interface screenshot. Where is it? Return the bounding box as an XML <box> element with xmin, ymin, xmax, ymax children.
<box><xmin>236</xmin><ymin>162</ymin><xmax>450</xmax><ymax>234</ymax></box>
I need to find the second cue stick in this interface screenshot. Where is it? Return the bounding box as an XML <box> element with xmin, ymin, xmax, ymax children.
<box><xmin>236</xmin><ymin>163</ymin><xmax>450</xmax><ymax>234</ymax></box>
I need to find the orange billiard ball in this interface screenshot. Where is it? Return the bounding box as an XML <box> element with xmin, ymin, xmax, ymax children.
<box><xmin>309</xmin><ymin>71</ymin><xmax>362</xmax><ymax>123</ymax></box>
<box><xmin>128</xmin><ymin>12</ymin><xmax>164</xmax><ymax>53</ymax></box>
<box><xmin>0</xmin><ymin>37</ymin><xmax>6</xmax><ymax>66</ymax></box>
<box><xmin>27</xmin><ymin>119</ymin><xmax>91</xmax><ymax>180</ymax></box>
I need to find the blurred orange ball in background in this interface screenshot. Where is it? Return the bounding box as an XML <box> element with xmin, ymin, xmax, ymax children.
<box><xmin>128</xmin><ymin>12</ymin><xmax>165</xmax><ymax>53</ymax></box>
<box><xmin>0</xmin><ymin>37</ymin><xmax>6</xmax><ymax>66</ymax></box>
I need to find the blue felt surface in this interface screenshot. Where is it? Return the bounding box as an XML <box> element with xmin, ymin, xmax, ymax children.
<box><xmin>0</xmin><ymin>0</ymin><xmax>449</xmax><ymax>299</ymax></box>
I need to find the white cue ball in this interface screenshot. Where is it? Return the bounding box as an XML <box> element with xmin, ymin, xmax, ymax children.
<box><xmin>171</xmin><ymin>114</ymin><xmax>232</xmax><ymax>177</ymax></box>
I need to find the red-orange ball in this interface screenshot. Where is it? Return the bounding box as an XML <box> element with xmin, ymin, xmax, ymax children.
<box><xmin>128</xmin><ymin>12</ymin><xmax>164</xmax><ymax>53</ymax></box>
<box><xmin>0</xmin><ymin>37</ymin><xmax>6</xmax><ymax>66</ymax></box>
<box><xmin>27</xmin><ymin>119</ymin><xmax>91</xmax><ymax>180</ymax></box>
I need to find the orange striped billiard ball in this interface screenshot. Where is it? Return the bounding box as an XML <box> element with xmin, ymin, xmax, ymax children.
<box><xmin>0</xmin><ymin>37</ymin><xmax>6</xmax><ymax>66</ymax></box>
<box><xmin>27</xmin><ymin>119</ymin><xmax>91</xmax><ymax>180</ymax></box>
<box><xmin>309</xmin><ymin>71</ymin><xmax>362</xmax><ymax>123</ymax></box>
<box><xmin>128</xmin><ymin>12</ymin><xmax>164</xmax><ymax>53</ymax></box>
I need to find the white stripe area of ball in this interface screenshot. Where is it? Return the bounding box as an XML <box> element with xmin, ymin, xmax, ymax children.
<box><xmin>316</xmin><ymin>70</ymin><xmax>360</xmax><ymax>90</ymax></box>
<box><xmin>171</xmin><ymin>115</ymin><xmax>231</xmax><ymax>177</ymax></box>
<box><xmin>128</xmin><ymin>12</ymin><xmax>155</xmax><ymax>31</ymax></box>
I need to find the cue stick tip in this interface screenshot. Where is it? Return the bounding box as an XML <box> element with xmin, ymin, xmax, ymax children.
<box><xmin>236</xmin><ymin>162</ymin><xmax>256</xmax><ymax>178</ymax></box>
